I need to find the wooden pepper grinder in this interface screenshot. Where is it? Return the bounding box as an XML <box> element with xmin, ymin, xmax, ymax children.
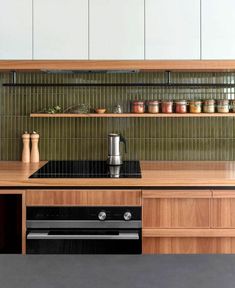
<box><xmin>22</xmin><ymin>131</ymin><xmax>30</xmax><ymax>163</ymax></box>
<box><xmin>30</xmin><ymin>131</ymin><xmax>40</xmax><ymax>163</ymax></box>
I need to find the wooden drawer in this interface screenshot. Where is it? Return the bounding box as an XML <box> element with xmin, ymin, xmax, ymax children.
<box><xmin>143</xmin><ymin>190</ymin><xmax>211</xmax><ymax>228</ymax></box>
<box><xmin>26</xmin><ymin>189</ymin><xmax>141</xmax><ymax>206</ymax></box>
<box><xmin>142</xmin><ymin>228</ymin><xmax>235</xmax><ymax>254</ymax></box>
<box><xmin>142</xmin><ymin>237</ymin><xmax>235</xmax><ymax>254</ymax></box>
<box><xmin>85</xmin><ymin>190</ymin><xmax>141</xmax><ymax>206</ymax></box>
<box><xmin>212</xmin><ymin>190</ymin><xmax>235</xmax><ymax>228</ymax></box>
<box><xmin>26</xmin><ymin>190</ymin><xmax>87</xmax><ymax>206</ymax></box>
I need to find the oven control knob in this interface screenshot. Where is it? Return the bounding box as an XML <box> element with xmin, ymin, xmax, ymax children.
<box><xmin>98</xmin><ymin>211</ymin><xmax>106</xmax><ymax>221</ymax></box>
<box><xmin>124</xmin><ymin>211</ymin><xmax>132</xmax><ymax>221</ymax></box>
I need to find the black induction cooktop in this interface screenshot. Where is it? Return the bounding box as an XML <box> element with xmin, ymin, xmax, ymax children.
<box><xmin>29</xmin><ymin>160</ymin><xmax>141</xmax><ymax>178</ymax></box>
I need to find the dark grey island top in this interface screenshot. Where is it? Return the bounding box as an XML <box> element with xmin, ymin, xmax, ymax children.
<box><xmin>0</xmin><ymin>255</ymin><xmax>235</xmax><ymax>288</ymax></box>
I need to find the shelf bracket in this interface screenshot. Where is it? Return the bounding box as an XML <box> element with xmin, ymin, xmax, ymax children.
<box><xmin>165</xmin><ymin>71</ymin><xmax>171</xmax><ymax>85</ymax></box>
<box><xmin>11</xmin><ymin>71</ymin><xmax>17</xmax><ymax>85</ymax></box>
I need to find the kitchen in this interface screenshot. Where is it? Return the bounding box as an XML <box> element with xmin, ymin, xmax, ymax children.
<box><xmin>1</xmin><ymin>0</ymin><xmax>235</xmax><ymax>287</ymax></box>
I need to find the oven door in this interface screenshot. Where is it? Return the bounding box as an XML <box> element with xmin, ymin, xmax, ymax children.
<box><xmin>26</xmin><ymin>229</ymin><xmax>142</xmax><ymax>254</ymax></box>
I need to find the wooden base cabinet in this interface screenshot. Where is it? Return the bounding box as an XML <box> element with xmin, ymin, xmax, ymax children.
<box><xmin>142</xmin><ymin>190</ymin><xmax>235</xmax><ymax>254</ymax></box>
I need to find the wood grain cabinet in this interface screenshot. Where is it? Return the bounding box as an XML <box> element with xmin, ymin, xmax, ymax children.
<box><xmin>142</xmin><ymin>190</ymin><xmax>213</xmax><ymax>254</ymax></box>
<box><xmin>33</xmin><ymin>0</ymin><xmax>88</xmax><ymax>59</ymax></box>
<box><xmin>143</xmin><ymin>190</ymin><xmax>211</xmax><ymax>228</ymax></box>
<box><xmin>142</xmin><ymin>190</ymin><xmax>235</xmax><ymax>254</ymax></box>
<box><xmin>0</xmin><ymin>0</ymin><xmax>32</xmax><ymax>59</ymax></box>
<box><xmin>89</xmin><ymin>0</ymin><xmax>144</xmax><ymax>60</ymax></box>
<box><xmin>145</xmin><ymin>0</ymin><xmax>200</xmax><ymax>59</ymax></box>
<box><xmin>212</xmin><ymin>190</ymin><xmax>235</xmax><ymax>228</ymax></box>
<box><xmin>26</xmin><ymin>189</ymin><xmax>141</xmax><ymax>206</ymax></box>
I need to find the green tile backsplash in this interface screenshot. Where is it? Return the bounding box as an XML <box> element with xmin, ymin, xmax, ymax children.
<box><xmin>0</xmin><ymin>71</ymin><xmax>235</xmax><ymax>161</ymax></box>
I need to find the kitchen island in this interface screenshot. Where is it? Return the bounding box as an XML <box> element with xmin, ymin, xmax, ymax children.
<box><xmin>2</xmin><ymin>161</ymin><xmax>235</xmax><ymax>255</ymax></box>
<box><xmin>0</xmin><ymin>255</ymin><xmax>235</xmax><ymax>288</ymax></box>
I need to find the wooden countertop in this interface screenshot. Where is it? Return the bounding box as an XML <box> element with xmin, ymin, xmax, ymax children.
<box><xmin>1</xmin><ymin>161</ymin><xmax>235</xmax><ymax>187</ymax></box>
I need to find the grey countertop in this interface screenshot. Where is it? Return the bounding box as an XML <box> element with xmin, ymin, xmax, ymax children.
<box><xmin>0</xmin><ymin>255</ymin><xmax>235</xmax><ymax>288</ymax></box>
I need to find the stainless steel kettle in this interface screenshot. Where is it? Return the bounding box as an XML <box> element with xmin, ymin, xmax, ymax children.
<box><xmin>107</xmin><ymin>133</ymin><xmax>127</xmax><ymax>165</ymax></box>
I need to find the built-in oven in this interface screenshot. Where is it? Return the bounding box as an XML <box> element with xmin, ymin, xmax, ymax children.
<box><xmin>26</xmin><ymin>206</ymin><xmax>141</xmax><ymax>254</ymax></box>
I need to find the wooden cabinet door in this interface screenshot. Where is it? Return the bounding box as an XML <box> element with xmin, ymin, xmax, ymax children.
<box><xmin>202</xmin><ymin>0</ymin><xmax>235</xmax><ymax>59</ymax></box>
<box><xmin>212</xmin><ymin>190</ymin><xmax>235</xmax><ymax>228</ymax></box>
<box><xmin>33</xmin><ymin>0</ymin><xmax>88</xmax><ymax>59</ymax></box>
<box><xmin>143</xmin><ymin>190</ymin><xmax>211</xmax><ymax>228</ymax></box>
<box><xmin>0</xmin><ymin>0</ymin><xmax>32</xmax><ymax>59</ymax></box>
<box><xmin>89</xmin><ymin>0</ymin><xmax>144</xmax><ymax>60</ymax></box>
<box><xmin>145</xmin><ymin>0</ymin><xmax>200</xmax><ymax>59</ymax></box>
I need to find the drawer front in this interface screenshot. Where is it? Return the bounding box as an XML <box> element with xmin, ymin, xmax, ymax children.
<box><xmin>85</xmin><ymin>190</ymin><xmax>141</xmax><ymax>206</ymax></box>
<box><xmin>143</xmin><ymin>190</ymin><xmax>211</xmax><ymax>228</ymax></box>
<box><xmin>142</xmin><ymin>237</ymin><xmax>235</xmax><ymax>254</ymax></box>
<box><xmin>26</xmin><ymin>190</ymin><xmax>141</xmax><ymax>206</ymax></box>
<box><xmin>26</xmin><ymin>190</ymin><xmax>87</xmax><ymax>206</ymax></box>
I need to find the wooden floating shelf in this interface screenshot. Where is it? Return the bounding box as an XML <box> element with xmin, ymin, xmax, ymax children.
<box><xmin>30</xmin><ymin>113</ymin><xmax>235</xmax><ymax>118</ymax></box>
<box><xmin>2</xmin><ymin>60</ymin><xmax>235</xmax><ymax>71</ymax></box>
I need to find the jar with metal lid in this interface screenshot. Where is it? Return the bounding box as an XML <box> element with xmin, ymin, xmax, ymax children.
<box><xmin>189</xmin><ymin>100</ymin><xmax>202</xmax><ymax>113</ymax></box>
<box><xmin>132</xmin><ymin>100</ymin><xmax>145</xmax><ymax>113</ymax></box>
<box><xmin>230</xmin><ymin>100</ymin><xmax>235</xmax><ymax>113</ymax></box>
<box><xmin>161</xmin><ymin>100</ymin><xmax>173</xmax><ymax>113</ymax></box>
<box><xmin>175</xmin><ymin>100</ymin><xmax>188</xmax><ymax>113</ymax></box>
<box><xmin>147</xmin><ymin>100</ymin><xmax>159</xmax><ymax>113</ymax></box>
<box><xmin>217</xmin><ymin>99</ymin><xmax>229</xmax><ymax>113</ymax></box>
<box><xmin>203</xmin><ymin>99</ymin><xmax>215</xmax><ymax>113</ymax></box>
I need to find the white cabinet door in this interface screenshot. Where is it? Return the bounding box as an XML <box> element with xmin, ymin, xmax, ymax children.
<box><xmin>33</xmin><ymin>0</ymin><xmax>88</xmax><ymax>59</ymax></box>
<box><xmin>202</xmin><ymin>0</ymin><xmax>235</xmax><ymax>59</ymax></box>
<box><xmin>0</xmin><ymin>0</ymin><xmax>32</xmax><ymax>59</ymax></box>
<box><xmin>89</xmin><ymin>0</ymin><xmax>144</xmax><ymax>60</ymax></box>
<box><xmin>146</xmin><ymin>0</ymin><xmax>200</xmax><ymax>60</ymax></box>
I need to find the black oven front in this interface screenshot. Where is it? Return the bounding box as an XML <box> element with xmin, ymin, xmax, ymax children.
<box><xmin>26</xmin><ymin>206</ymin><xmax>141</xmax><ymax>254</ymax></box>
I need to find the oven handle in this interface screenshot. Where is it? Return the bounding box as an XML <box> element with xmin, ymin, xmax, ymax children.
<box><xmin>27</xmin><ymin>232</ymin><xmax>139</xmax><ymax>240</ymax></box>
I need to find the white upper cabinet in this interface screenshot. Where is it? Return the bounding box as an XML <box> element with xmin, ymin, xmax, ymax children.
<box><xmin>202</xmin><ymin>0</ymin><xmax>235</xmax><ymax>59</ymax></box>
<box><xmin>33</xmin><ymin>0</ymin><xmax>88</xmax><ymax>59</ymax></box>
<box><xmin>145</xmin><ymin>0</ymin><xmax>200</xmax><ymax>60</ymax></box>
<box><xmin>89</xmin><ymin>0</ymin><xmax>144</xmax><ymax>60</ymax></box>
<box><xmin>0</xmin><ymin>0</ymin><xmax>32</xmax><ymax>59</ymax></box>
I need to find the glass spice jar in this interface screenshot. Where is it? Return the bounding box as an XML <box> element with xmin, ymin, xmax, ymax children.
<box><xmin>189</xmin><ymin>100</ymin><xmax>202</xmax><ymax>113</ymax></box>
<box><xmin>161</xmin><ymin>100</ymin><xmax>173</xmax><ymax>113</ymax></box>
<box><xmin>203</xmin><ymin>99</ymin><xmax>215</xmax><ymax>113</ymax></box>
<box><xmin>132</xmin><ymin>100</ymin><xmax>145</xmax><ymax>113</ymax></box>
<box><xmin>217</xmin><ymin>99</ymin><xmax>229</xmax><ymax>113</ymax></box>
<box><xmin>175</xmin><ymin>100</ymin><xmax>188</xmax><ymax>113</ymax></box>
<box><xmin>230</xmin><ymin>100</ymin><xmax>235</xmax><ymax>113</ymax></box>
<box><xmin>147</xmin><ymin>100</ymin><xmax>159</xmax><ymax>113</ymax></box>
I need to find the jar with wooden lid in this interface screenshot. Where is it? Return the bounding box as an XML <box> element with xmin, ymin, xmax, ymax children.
<box><xmin>203</xmin><ymin>99</ymin><xmax>215</xmax><ymax>113</ymax></box>
<box><xmin>175</xmin><ymin>100</ymin><xmax>187</xmax><ymax>113</ymax></box>
<box><xmin>161</xmin><ymin>100</ymin><xmax>173</xmax><ymax>113</ymax></box>
<box><xmin>230</xmin><ymin>100</ymin><xmax>235</xmax><ymax>112</ymax></box>
<box><xmin>189</xmin><ymin>100</ymin><xmax>202</xmax><ymax>113</ymax></box>
<box><xmin>147</xmin><ymin>100</ymin><xmax>159</xmax><ymax>113</ymax></box>
<box><xmin>217</xmin><ymin>99</ymin><xmax>229</xmax><ymax>113</ymax></box>
<box><xmin>132</xmin><ymin>100</ymin><xmax>145</xmax><ymax>113</ymax></box>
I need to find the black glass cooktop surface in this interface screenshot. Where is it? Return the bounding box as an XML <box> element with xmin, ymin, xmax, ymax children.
<box><xmin>29</xmin><ymin>160</ymin><xmax>141</xmax><ymax>178</ymax></box>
